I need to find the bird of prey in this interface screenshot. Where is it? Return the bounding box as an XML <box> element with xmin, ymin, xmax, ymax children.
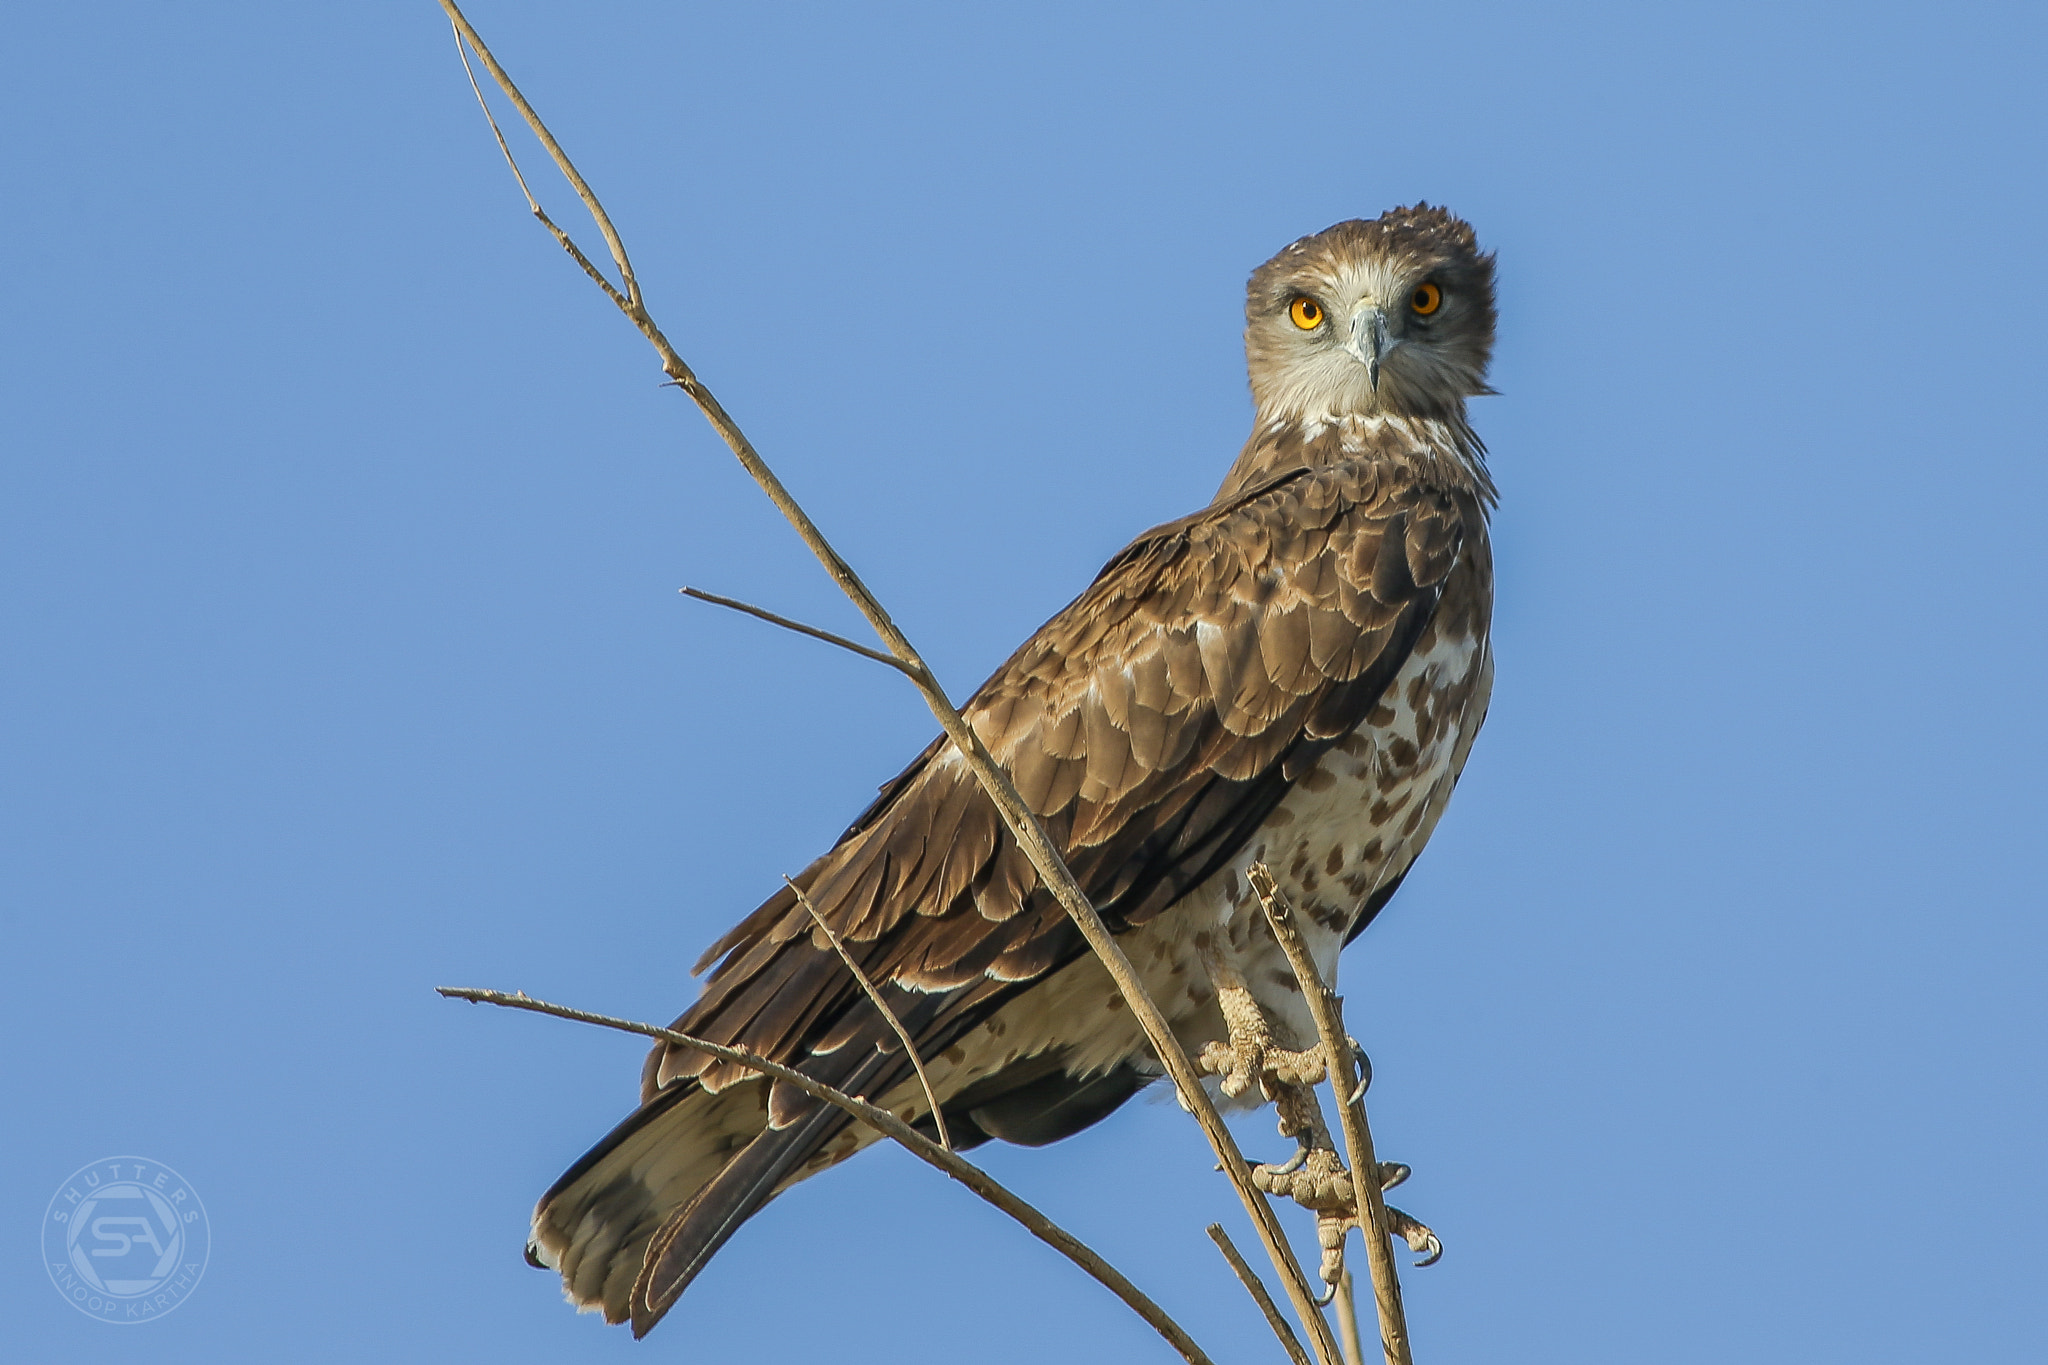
<box><xmin>528</xmin><ymin>204</ymin><xmax>1499</xmax><ymax>1336</ymax></box>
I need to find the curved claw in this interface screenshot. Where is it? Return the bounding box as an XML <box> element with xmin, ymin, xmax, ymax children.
<box><xmin>1377</xmin><ymin>1161</ymin><xmax>1411</xmax><ymax>1191</ymax></box>
<box><xmin>1385</xmin><ymin>1202</ymin><xmax>1441</xmax><ymax>1266</ymax></box>
<box><xmin>1269</xmin><ymin>1142</ymin><xmax>1311</xmax><ymax>1176</ymax></box>
<box><xmin>1313</xmin><ymin>1277</ymin><xmax>1341</xmax><ymax>1307</ymax></box>
<box><xmin>1346</xmin><ymin>1036</ymin><xmax>1372</xmax><ymax>1094</ymax></box>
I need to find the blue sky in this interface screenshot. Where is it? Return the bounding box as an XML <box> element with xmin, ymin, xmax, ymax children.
<box><xmin>4</xmin><ymin>2</ymin><xmax>2045</xmax><ymax>1361</ymax></box>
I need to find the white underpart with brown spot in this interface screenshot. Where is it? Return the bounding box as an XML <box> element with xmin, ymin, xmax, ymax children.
<box><xmin>824</xmin><ymin>618</ymin><xmax>1494</xmax><ymax>1157</ymax></box>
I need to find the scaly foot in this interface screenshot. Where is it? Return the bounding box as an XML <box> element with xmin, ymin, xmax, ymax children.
<box><xmin>1196</xmin><ymin>976</ymin><xmax>1330</xmax><ymax>1098</ymax></box>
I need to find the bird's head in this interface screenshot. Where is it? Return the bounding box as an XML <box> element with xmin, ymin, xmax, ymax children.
<box><xmin>1245</xmin><ymin>205</ymin><xmax>1496</xmax><ymax>425</ymax></box>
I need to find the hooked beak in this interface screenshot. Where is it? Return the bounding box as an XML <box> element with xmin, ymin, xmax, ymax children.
<box><xmin>1342</xmin><ymin>306</ymin><xmax>1392</xmax><ymax>390</ymax></box>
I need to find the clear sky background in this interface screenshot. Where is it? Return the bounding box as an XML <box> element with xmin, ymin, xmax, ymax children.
<box><xmin>4</xmin><ymin>3</ymin><xmax>2045</xmax><ymax>1361</ymax></box>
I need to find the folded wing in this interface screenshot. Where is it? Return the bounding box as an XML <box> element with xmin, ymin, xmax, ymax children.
<box><xmin>529</xmin><ymin>456</ymin><xmax>1473</xmax><ymax>1334</ymax></box>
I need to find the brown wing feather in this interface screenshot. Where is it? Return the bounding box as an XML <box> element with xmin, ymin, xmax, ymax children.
<box><xmin>647</xmin><ymin>456</ymin><xmax>1467</xmax><ymax>1099</ymax></box>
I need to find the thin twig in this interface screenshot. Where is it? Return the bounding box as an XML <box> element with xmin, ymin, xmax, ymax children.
<box><xmin>1246</xmin><ymin>863</ymin><xmax>1412</xmax><ymax>1365</ymax></box>
<box><xmin>786</xmin><ymin>876</ymin><xmax>951</xmax><ymax>1150</ymax></box>
<box><xmin>451</xmin><ymin>30</ymin><xmax>630</xmax><ymax>310</ymax></box>
<box><xmin>436</xmin><ymin>8</ymin><xmax>1340</xmax><ymax>1359</ymax></box>
<box><xmin>1207</xmin><ymin>1223</ymin><xmax>1314</xmax><ymax>1365</ymax></box>
<box><xmin>1335</xmin><ymin>1269</ymin><xmax>1366</xmax><ymax>1365</ymax></box>
<box><xmin>444</xmin><ymin>6</ymin><xmax>638</xmax><ymax>305</ymax></box>
<box><xmin>438</xmin><ymin>986</ymin><xmax>1212</xmax><ymax>1365</ymax></box>
<box><xmin>682</xmin><ymin>587</ymin><xmax>915</xmax><ymax>675</ymax></box>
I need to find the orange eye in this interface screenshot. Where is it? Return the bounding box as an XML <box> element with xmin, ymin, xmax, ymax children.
<box><xmin>1288</xmin><ymin>296</ymin><xmax>1324</xmax><ymax>329</ymax></box>
<box><xmin>1410</xmin><ymin>282</ymin><xmax>1443</xmax><ymax>316</ymax></box>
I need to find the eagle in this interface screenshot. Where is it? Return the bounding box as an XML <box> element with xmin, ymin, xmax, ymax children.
<box><xmin>527</xmin><ymin>205</ymin><xmax>1499</xmax><ymax>1336</ymax></box>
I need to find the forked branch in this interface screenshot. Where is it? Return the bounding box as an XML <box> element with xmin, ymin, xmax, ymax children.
<box><xmin>436</xmin><ymin>4</ymin><xmax>1343</xmax><ymax>1359</ymax></box>
<box><xmin>681</xmin><ymin>587</ymin><xmax>915</xmax><ymax>675</ymax></box>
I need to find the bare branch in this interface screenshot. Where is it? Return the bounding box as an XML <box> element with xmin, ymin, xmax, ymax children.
<box><xmin>786</xmin><ymin>876</ymin><xmax>952</xmax><ymax>1151</ymax></box>
<box><xmin>1246</xmin><ymin>863</ymin><xmax>1412</xmax><ymax>1365</ymax></box>
<box><xmin>1207</xmin><ymin>1223</ymin><xmax>1314</xmax><ymax>1365</ymax></box>
<box><xmin>441</xmin><ymin>4</ymin><xmax>638</xmax><ymax>305</ymax></box>
<box><xmin>449</xmin><ymin>25</ymin><xmax>630</xmax><ymax>309</ymax></box>
<box><xmin>681</xmin><ymin>587</ymin><xmax>916</xmax><ymax>676</ymax></box>
<box><xmin>435</xmin><ymin>6</ymin><xmax>1340</xmax><ymax>1357</ymax></box>
<box><xmin>437</xmin><ymin>986</ymin><xmax>1213</xmax><ymax>1365</ymax></box>
<box><xmin>1334</xmin><ymin>1269</ymin><xmax>1366</xmax><ymax>1365</ymax></box>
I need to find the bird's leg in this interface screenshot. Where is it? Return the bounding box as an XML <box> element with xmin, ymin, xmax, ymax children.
<box><xmin>1196</xmin><ymin>956</ymin><xmax>1331</xmax><ymax>1097</ymax></box>
<box><xmin>1198</xmin><ymin>949</ymin><xmax>1441</xmax><ymax>1290</ymax></box>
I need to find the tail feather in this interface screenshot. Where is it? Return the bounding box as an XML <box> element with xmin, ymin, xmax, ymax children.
<box><xmin>629</xmin><ymin>1095</ymin><xmax>850</xmax><ymax>1337</ymax></box>
<box><xmin>528</xmin><ymin>1078</ymin><xmax>771</xmax><ymax>1322</ymax></box>
<box><xmin>532</xmin><ymin>1046</ymin><xmax>908</xmax><ymax>1329</ymax></box>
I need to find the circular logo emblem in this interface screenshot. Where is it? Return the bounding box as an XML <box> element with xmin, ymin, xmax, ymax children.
<box><xmin>42</xmin><ymin>1157</ymin><xmax>209</xmax><ymax>1323</ymax></box>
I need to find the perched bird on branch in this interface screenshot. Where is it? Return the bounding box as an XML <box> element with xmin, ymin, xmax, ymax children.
<box><xmin>529</xmin><ymin>204</ymin><xmax>1499</xmax><ymax>1336</ymax></box>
